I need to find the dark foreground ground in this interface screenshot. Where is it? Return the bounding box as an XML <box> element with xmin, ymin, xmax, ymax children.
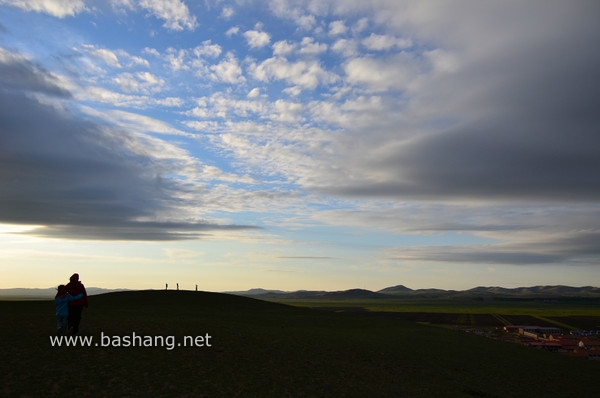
<box><xmin>1</xmin><ymin>290</ymin><xmax>598</xmax><ymax>397</ymax></box>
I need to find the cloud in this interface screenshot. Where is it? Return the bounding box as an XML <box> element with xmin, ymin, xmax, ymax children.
<box><xmin>184</xmin><ymin>92</ymin><xmax>272</xmax><ymax>126</ymax></box>
<box><xmin>277</xmin><ymin>256</ymin><xmax>333</xmax><ymax>260</ymax></box>
<box><xmin>385</xmin><ymin>230</ymin><xmax>600</xmax><ymax>266</ymax></box>
<box><xmin>247</xmin><ymin>88</ymin><xmax>261</xmax><ymax>99</ymax></box>
<box><xmin>244</xmin><ymin>29</ymin><xmax>271</xmax><ymax>48</ymax></box>
<box><xmin>110</xmin><ymin>0</ymin><xmax>198</xmax><ymax>31</ymax></box>
<box><xmin>386</xmin><ymin>245</ymin><xmax>564</xmax><ymax>266</ymax></box>
<box><xmin>193</xmin><ymin>40</ymin><xmax>222</xmax><ymax>58</ymax></box>
<box><xmin>300</xmin><ymin>1</ymin><xmax>600</xmax><ymax>204</ymax></box>
<box><xmin>113</xmin><ymin>72</ymin><xmax>164</xmax><ymax>94</ymax></box>
<box><xmin>0</xmin><ymin>0</ymin><xmax>86</xmax><ymax>17</ymax></box>
<box><xmin>298</xmin><ymin>37</ymin><xmax>327</xmax><ymax>55</ymax></box>
<box><xmin>22</xmin><ymin>221</ymin><xmax>252</xmax><ymax>241</ymax></box>
<box><xmin>272</xmin><ymin>40</ymin><xmax>296</xmax><ymax>56</ymax></box>
<box><xmin>143</xmin><ymin>47</ymin><xmax>160</xmax><ymax>57</ymax></box>
<box><xmin>77</xmin><ymin>85</ymin><xmax>180</xmax><ymax>109</ymax></box>
<box><xmin>268</xmin><ymin>0</ymin><xmax>317</xmax><ymax>30</ymax></box>
<box><xmin>221</xmin><ymin>6</ymin><xmax>234</xmax><ymax>19</ymax></box>
<box><xmin>0</xmin><ymin>47</ymin><xmax>255</xmax><ymax>240</ymax></box>
<box><xmin>81</xmin><ymin>107</ymin><xmax>189</xmax><ymax>136</ymax></box>
<box><xmin>0</xmin><ymin>48</ymin><xmax>71</xmax><ymax>97</ymax></box>
<box><xmin>81</xmin><ymin>44</ymin><xmax>122</xmax><ymax>68</ymax></box>
<box><xmin>361</xmin><ymin>33</ymin><xmax>411</xmax><ymax>51</ymax></box>
<box><xmin>250</xmin><ymin>56</ymin><xmax>338</xmax><ymax>90</ymax></box>
<box><xmin>314</xmin><ymin>201</ymin><xmax>600</xmax><ymax>266</ymax></box>
<box><xmin>344</xmin><ymin>53</ymin><xmax>419</xmax><ymax>91</ymax></box>
<box><xmin>225</xmin><ymin>26</ymin><xmax>239</xmax><ymax>37</ymax></box>
<box><xmin>138</xmin><ymin>0</ymin><xmax>197</xmax><ymax>31</ymax></box>
<box><xmin>331</xmin><ymin>38</ymin><xmax>357</xmax><ymax>58</ymax></box>
<box><xmin>210</xmin><ymin>52</ymin><xmax>244</xmax><ymax>84</ymax></box>
<box><xmin>164</xmin><ymin>47</ymin><xmax>189</xmax><ymax>71</ymax></box>
<box><xmin>328</xmin><ymin>20</ymin><xmax>347</xmax><ymax>36</ymax></box>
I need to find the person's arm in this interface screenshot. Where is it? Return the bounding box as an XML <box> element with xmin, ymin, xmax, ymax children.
<box><xmin>81</xmin><ymin>285</ymin><xmax>89</xmax><ymax>308</ymax></box>
<box><xmin>68</xmin><ymin>293</ymin><xmax>84</xmax><ymax>301</ymax></box>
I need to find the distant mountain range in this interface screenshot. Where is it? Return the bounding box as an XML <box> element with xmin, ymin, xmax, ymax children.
<box><xmin>2</xmin><ymin>285</ymin><xmax>599</xmax><ymax>300</ymax></box>
<box><xmin>226</xmin><ymin>285</ymin><xmax>600</xmax><ymax>300</ymax></box>
<box><xmin>0</xmin><ymin>287</ymin><xmax>131</xmax><ymax>299</ymax></box>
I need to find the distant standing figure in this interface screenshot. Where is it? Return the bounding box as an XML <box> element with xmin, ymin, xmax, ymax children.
<box><xmin>54</xmin><ymin>285</ymin><xmax>83</xmax><ymax>335</ymax></box>
<box><xmin>66</xmin><ymin>273</ymin><xmax>88</xmax><ymax>336</ymax></box>
<box><xmin>166</xmin><ymin>283</ymin><xmax>168</xmax><ymax>290</ymax></box>
<box><xmin>177</xmin><ymin>283</ymin><xmax>179</xmax><ymax>291</ymax></box>
<box><xmin>196</xmin><ymin>284</ymin><xmax>198</xmax><ymax>292</ymax></box>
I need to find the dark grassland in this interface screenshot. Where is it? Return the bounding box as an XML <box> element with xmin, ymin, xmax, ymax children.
<box><xmin>1</xmin><ymin>291</ymin><xmax>598</xmax><ymax>397</ymax></box>
<box><xmin>271</xmin><ymin>297</ymin><xmax>600</xmax><ymax>329</ymax></box>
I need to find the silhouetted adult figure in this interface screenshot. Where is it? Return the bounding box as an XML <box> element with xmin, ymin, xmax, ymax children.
<box><xmin>66</xmin><ymin>273</ymin><xmax>88</xmax><ymax>335</ymax></box>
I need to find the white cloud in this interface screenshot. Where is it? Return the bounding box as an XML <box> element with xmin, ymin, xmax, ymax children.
<box><xmin>82</xmin><ymin>108</ymin><xmax>189</xmax><ymax>136</ymax></box>
<box><xmin>309</xmin><ymin>95</ymin><xmax>385</xmax><ymax>130</ymax></box>
<box><xmin>299</xmin><ymin>37</ymin><xmax>327</xmax><ymax>55</ymax></box>
<box><xmin>185</xmin><ymin>92</ymin><xmax>267</xmax><ymax>121</ymax></box>
<box><xmin>353</xmin><ymin>17</ymin><xmax>368</xmax><ymax>33</ymax></box>
<box><xmin>210</xmin><ymin>53</ymin><xmax>244</xmax><ymax>84</ymax></box>
<box><xmin>156</xmin><ymin>96</ymin><xmax>184</xmax><ymax>107</ymax></box>
<box><xmin>282</xmin><ymin>86</ymin><xmax>302</xmax><ymax>97</ymax></box>
<box><xmin>221</xmin><ymin>6</ymin><xmax>234</xmax><ymax>19</ymax></box>
<box><xmin>183</xmin><ymin>120</ymin><xmax>219</xmax><ymax>131</ymax></box>
<box><xmin>329</xmin><ymin>20</ymin><xmax>348</xmax><ymax>36</ymax></box>
<box><xmin>250</xmin><ymin>57</ymin><xmax>337</xmax><ymax>90</ymax></box>
<box><xmin>113</xmin><ymin>72</ymin><xmax>139</xmax><ymax>92</ymax></box>
<box><xmin>271</xmin><ymin>100</ymin><xmax>304</xmax><ymax>123</ymax></box>
<box><xmin>128</xmin><ymin>55</ymin><xmax>150</xmax><ymax>68</ymax></box>
<box><xmin>137</xmin><ymin>71</ymin><xmax>160</xmax><ymax>85</ymax></box>
<box><xmin>1</xmin><ymin>0</ymin><xmax>86</xmax><ymax>17</ymax></box>
<box><xmin>244</xmin><ymin>29</ymin><xmax>271</xmax><ymax>49</ymax></box>
<box><xmin>113</xmin><ymin>71</ymin><xmax>164</xmax><ymax>94</ymax></box>
<box><xmin>164</xmin><ymin>47</ymin><xmax>188</xmax><ymax>71</ymax></box>
<box><xmin>226</xmin><ymin>26</ymin><xmax>240</xmax><ymax>37</ymax></box>
<box><xmin>295</xmin><ymin>14</ymin><xmax>316</xmax><ymax>30</ymax></box>
<box><xmin>267</xmin><ymin>0</ymin><xmax>316</xmax><ymax>31</ymax></box>
<box><xmin>424</xmin><ymin>49</ymin><xmax>459</xmax><ymax>75</ymax></box>
<box><xmin>362</xmin><ymin>33</ymin><xmax>412</xmax><ymax>51</ymax></box>
<box><xmin>193</xmin><ymin>40</ymin><xmax>222</xmax><ymax>58</ymax></box>
<box><xmin>78</xmin><ymin>85</ymin><xmax>180</xmax><ymax>109</ymax></box>
<box><xmin>138</xmin><ymin>0</ymin><xmax>197</xmax><ymax>31</ymax></box>
<box><xmin>344</xmin><ymin>53</ymin><xmax>419</xmax><ymax>92</ymax></box>
<box><xmin>331</xmin><ymin>39</ymin><xmax>358</xmax><ymax>58</ymax></box>
<box><xmin>82</xmin><ymin>44</ymin><xmax>122</xmax><ymax>68</ymax></box>
<box><xmin>247</xmin><ymin>88</ymin><xmax>261</xmax><ymax>98</ymax></box>
<box><xmin>143</xmin><ymin>47</ymin><xmax>160</xmax><ymax>57</ymax></box>
<box><xmin>272</xmin><ymin>40</ymin><xmax>296</xmax><ymax>56</ymax></box>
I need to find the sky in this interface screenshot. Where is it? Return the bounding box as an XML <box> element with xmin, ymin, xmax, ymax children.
<box><xmin>1</xmin><ymin>0</ymin><xmax>599</xmax><ymax>292</ymax></box>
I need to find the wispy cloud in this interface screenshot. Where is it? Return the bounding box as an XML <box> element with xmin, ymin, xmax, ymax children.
<box><xmin>0</xmin><ymin>0</ymin><xmax>86</xmax><ymax>17</ymax></box>
<box><xmin>138</xmin><ymin>0</ymin><xmax>197</xmax><ymax>31</ymax></box>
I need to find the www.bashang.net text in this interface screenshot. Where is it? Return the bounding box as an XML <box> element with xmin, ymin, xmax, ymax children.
<box><xmin>49</xmin><ymin>332</ymin><xmax>212</xmax><ymax>350</ymax></box>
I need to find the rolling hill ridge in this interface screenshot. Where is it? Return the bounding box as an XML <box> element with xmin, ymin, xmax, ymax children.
<box><xmin>227</xmin><ymin>285</ymin><xmax>600</xmax><ymax>300</ymax></box>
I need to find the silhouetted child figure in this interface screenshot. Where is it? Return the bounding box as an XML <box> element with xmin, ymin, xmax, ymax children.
<box><xmin>55</xmin><ymin>285</ymin><xmax>83</xmax><ymax>335</ymax></box>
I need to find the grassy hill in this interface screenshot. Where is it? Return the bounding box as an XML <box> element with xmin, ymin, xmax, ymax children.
<box><xmin>1</xmin><ymin>290</ymin><xmax>598</xmax><ymax>397</ymax></box>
